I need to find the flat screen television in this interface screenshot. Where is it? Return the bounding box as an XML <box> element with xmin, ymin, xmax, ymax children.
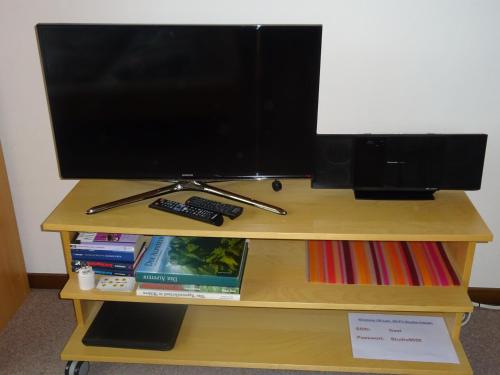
<box><xmin>36</xmin><ymin>24</ymin><xmax>322</xmax><ymax>183</ymax></box>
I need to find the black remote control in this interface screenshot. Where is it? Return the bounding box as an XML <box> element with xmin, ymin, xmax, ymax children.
<box><xmin>149</xmin><ymin>198</ymin><xmax>223</xmax><ymax>226</ymax></box>
<box><xmin>185</xmin><ymin>196</ymin><xmax>243</xmax><ymax>219</ymax></box>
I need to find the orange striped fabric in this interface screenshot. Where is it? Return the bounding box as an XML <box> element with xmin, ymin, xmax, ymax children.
<box><xmin>307</xmin><ymin>241</ymin><xmax>320</xmax><ymax>282</ymax></box>
<box><xmin>306</xmin><ymin>240</ymin><xmax>460</xmax><ymax>286</ymax></box>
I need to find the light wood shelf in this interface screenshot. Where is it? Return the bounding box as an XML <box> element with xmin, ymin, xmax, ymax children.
<box><xmin>43</xmin><ymin>179</ymin><xmax>492</xmax><ymax>242</ymax></box>
<box><xmin>61</xmin><ymin>240</ymin><xmax>472</xmax><ymax>313</ymax></box>
<box><xmin>61</xmin><ymin>305</ymin><xmax>472</xmax><ymax>375</ymax></box>
<box><xmin>43</xmin><ymin>179</ymin><xmax>493</xmax><ymax>374</ymax></box>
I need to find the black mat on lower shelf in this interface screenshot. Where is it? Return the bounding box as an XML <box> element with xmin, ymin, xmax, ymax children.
<box><xmin>82</xmin><ymin>301</ymin><xmax>187</xmax><ymax>351</ymax></box>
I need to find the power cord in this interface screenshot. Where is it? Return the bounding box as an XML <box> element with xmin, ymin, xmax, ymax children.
<box><xmin>461</xmin><ymin>312</ymin><xmax>472</xmax><ymax>326</ymax></box>
<box><xmin>462</xmin><ymin>302</ymin><xmax>500</xmax><ymax>327</ymax></box>
<box><xmin>472</xmin><ymin>302</ymin><xmax>500</xmax><ymax>310</ymax></box>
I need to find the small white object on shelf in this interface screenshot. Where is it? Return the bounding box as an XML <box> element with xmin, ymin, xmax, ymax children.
<box><xmin>77</xmin><ymin>266</ymin><xmax>95</xmax><ymax>290</ymax></box>
<box><xmin>96</xmin><ymin>276</ymin><xmax>136</xmax><ymax>292</ymax></box>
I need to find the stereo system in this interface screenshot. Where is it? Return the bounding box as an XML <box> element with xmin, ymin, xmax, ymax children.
<box><xmin>312</xmin><ymin>134</ymin><xmax>487</xmax><ymax>200</ymax></box>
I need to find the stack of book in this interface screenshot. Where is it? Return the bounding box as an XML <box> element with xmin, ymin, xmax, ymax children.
<box><xmin>135</xmin><ymin>236</ymin><xmax>248</xmax><ymax>301</ymax></box>
<box><xmin>71</xmin><ymin>232</ymin><xmax>149</xmax><ymax>277</ymax></box>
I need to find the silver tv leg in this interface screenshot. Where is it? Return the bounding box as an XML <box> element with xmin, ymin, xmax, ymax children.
<box><xmin>86</xmin><ymin>180</ymin><xmax>287</xmax><ymax>215</ymax></box>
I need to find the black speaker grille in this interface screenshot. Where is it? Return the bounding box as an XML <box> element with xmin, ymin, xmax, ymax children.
<box><xmin>312</xmin><ymin>135</ymin><xmax>353</xmax><ymax>188</ymax></box>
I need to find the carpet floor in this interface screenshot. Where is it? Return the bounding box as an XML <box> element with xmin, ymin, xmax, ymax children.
<box><xmin>0</xmin><ymin>289</ymin><xmax>499</xmax><ymax>375</ymax></box>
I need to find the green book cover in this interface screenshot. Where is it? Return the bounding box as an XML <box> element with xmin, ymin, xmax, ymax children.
<box><xmin>135</xmin><ymin>236</ymin><xmax>247</xmax><ymax>287</ymax></box>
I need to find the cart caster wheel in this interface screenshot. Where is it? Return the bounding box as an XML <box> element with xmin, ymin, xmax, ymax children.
<box><xmin>64</xmin><ymin>361</ymin><xmax>90</xmax><ymax>375</ymax></box>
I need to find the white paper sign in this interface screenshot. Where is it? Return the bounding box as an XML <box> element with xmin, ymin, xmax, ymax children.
<box><xmin>348</xmin><ymin>313</ymin><xmax>459</xmax><ymax>364</ymax></box>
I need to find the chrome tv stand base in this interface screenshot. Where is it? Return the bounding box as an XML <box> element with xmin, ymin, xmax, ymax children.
<box><xmin>86</xmin><ymin>180</ymin><xmax>287</xmax><ymax>216</ymax></box>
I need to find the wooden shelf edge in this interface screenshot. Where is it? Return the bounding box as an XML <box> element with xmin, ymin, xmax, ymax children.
<box><xmin>59</xmin><ymin>277</ymin><xmax>473</xmax><ymax>313</ymax></box>
<box><xmin>42</xmin><ymin>220</ymin><xmax>493</xmax><ymax>242</ymax></box>
<box><xmin>60</xmin><ymin>306</ymin><xmax>472</xmax><ymax>375</ymax></box>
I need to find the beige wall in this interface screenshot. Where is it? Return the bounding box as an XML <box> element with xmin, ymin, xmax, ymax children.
<box><xmin>0</xmin><ymin>0</ymin><xmax>498</xmax><ymax>285</ymax></box>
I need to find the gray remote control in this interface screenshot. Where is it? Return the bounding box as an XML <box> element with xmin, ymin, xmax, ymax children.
<box><xmin>185</xmin><ymin>196</ymin><xmax>243</xmax><ymax>219</ymax></box>
<box><xmin>149</xmin><ymin>198</ymin><xmax>223</xmax><ymax>226</ymax></box>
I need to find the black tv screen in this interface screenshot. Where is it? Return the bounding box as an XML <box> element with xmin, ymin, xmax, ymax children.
<box><xmin>36</xmin><ymin>24</ymin><xmax>322</xmax><ymax>180</ymax></box>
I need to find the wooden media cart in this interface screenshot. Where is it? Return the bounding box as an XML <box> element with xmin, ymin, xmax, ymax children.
<box><xmin>43</xmin><ymin>179</ymin><xmax>492</xmax><ymax>375</ymax></box>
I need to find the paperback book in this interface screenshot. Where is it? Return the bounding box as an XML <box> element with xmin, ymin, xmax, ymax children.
<box><xmin>72</xmin><ymin>260</ymin><xmax>134</xmax><ymax>271</ymax></box>
<box><xmin>137</xmin><ymin>282</ymin><xmax>240</xmax><ymax>294</ymax></box>
<box><xmin>71</xmin><ymin>266</ymin><xmax>134</xmax><ymax>277</ymax></box>
<box><xmin>136</xmin><ymin>286</ymin><xmax>240</xmax><ymax>301</ymax></box>
<box><xmin>71</xmin><ymin>232</ymin><xmax>146</xmax><ymax>252</ymax></box>
<box><xmin>71</xmin><ymin>248</ymin><xmax>140</xmax><ymax>263</ymax></box>
<box><xmin>71</xmin><ymin>242</ymin><xmax>148</xmax><ymax>270</ymax></box>
<box><xmin>135</xmin><ymin>236</ymin><xmax>248</xmax><ymax>287</ymax></box>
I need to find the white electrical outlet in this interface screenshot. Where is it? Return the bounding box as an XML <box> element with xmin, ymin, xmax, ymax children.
<box><xmin>96</xmin><ymin>276</ymin><xmax>136</xmax><ymax>292</ymax></box>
